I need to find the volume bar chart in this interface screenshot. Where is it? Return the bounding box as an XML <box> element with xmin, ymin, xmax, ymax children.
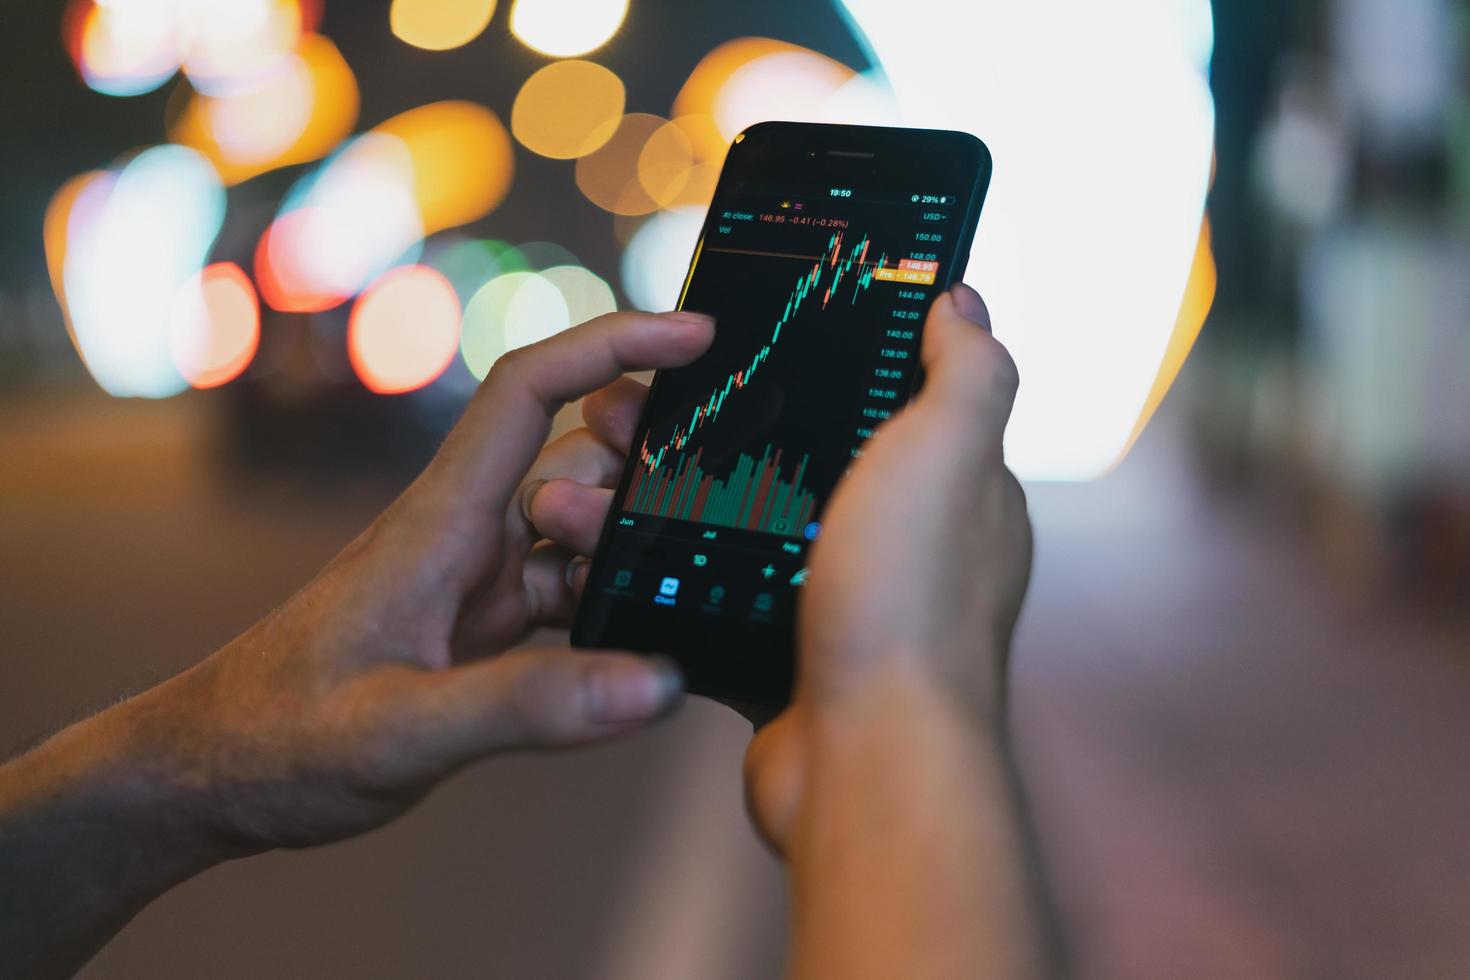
<box><xmin>624</xmin><ymin>445</ymin><xmax>817</xmax><ymax>538</ymax></box>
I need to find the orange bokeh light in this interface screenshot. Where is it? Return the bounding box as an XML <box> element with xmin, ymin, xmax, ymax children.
<box><xmin>575</xmin><ymin>113</ymin><xmax>670</xmax><ymax>216</ymax></box>
<box><xmin>1122</xmin><ymin>217</ymin><xmax>1218</xmax><ymax>458</ymax></box>
<box><xmin>511</xmin><ymin>60</ymin><xmax>626</xmax><ymax>160</ymax></box>
<box><xmin>391</xmin><ymin>0</ymin><xmax>497</xmax><ymax>51</ymax></box>
<box><xmin>636</xmin><ymin>118</ymin><xmax>699</xmax><ymax>207</ymax></box>
<box><xmin>671</xmin><ymin>38</ymin><xmax>819</xmax><ymax>163</ymax></box>
<box><xmin>373</xmin><ymin>101</ymin><xmax>515</xmax><ymax>234</ymax></box>
<box><xmin>171</xmin><ymin>32</ymin><xmax>360</xmax><ymax>186</ymax></box>
<box><xmin>348</xmin><ymin>265</ymin><xmax>462</xmax><ymax>394</ymax></box>
<box><xmin>170</xmin><ymin>262</ymin><xmax>261</xmax><ymax>389</ymax></box>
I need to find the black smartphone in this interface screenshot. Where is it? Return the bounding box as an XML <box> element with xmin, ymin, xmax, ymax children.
<box><xmin>572</xmin><ymin>121</ymin><xmax>992</xmax><ymax>708</ymax></box>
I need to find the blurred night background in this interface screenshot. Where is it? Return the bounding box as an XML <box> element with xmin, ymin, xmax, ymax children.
<box><xmin>3</xmin><ymin>0</ymin><xmax>1470</xmax><ymax>977</ymax></box>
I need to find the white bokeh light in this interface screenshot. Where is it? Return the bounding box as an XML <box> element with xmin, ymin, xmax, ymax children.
<box><xmin>273</xmin><ymin>133</ymin><xmax>424</xmax><ymax>301</ymax></box>
<box><xmin>836</xmin><ymin>0</ymin><xmax>1216</xmax><ymax>480</ymax></box>
<box><xmin>541</xmin><ymin>264</ymin><xmax>618</xmax><ymax>327</ymax></box>
<box><xmin>461</xmin><ymin>271</ymin><xmax>570</xmax><ymax>379</ymax></box>
<box><xmin>509</xmin><ymin>0</ymin><xmax>628</xmax><ymax>58</ymax></box>
<box><xmin>63</xmin><ymin>145</ymin><xmax>226</xmax><ymax>398</ymax></box>
<box><xmin>620</xmin><ymin>207</ymin><xmax>705</xmax><ymax>313</ymax></box>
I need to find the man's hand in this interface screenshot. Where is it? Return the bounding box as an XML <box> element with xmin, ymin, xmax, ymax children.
<box><xmin>0</xmin><ymin>310</ymin><xmax>713</xmax><ymax>978</ymax></box>
<box><xmin>131</xmin><ymin>309</ymin><xmax>714</xmax><ymax>851</ymax></box>
<box><xmin>744</xmin><ymin>285</ymin><xmax>1047</xmax><ymax>979</ymax></box>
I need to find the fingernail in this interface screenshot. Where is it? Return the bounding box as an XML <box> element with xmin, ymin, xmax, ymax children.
<box><xmin>589</xmin><ymin>657</ymin><xmax>685</xmax><ymax>723</ymax></box>
<box><xmin>647</xmin><ymin>656</ymin><xmax>685</xmax><ymax>713</ymax></box>
<box><xmin>640</xmin><ymin>658</ymin><xmax>685</xmax><ymax>714</ymax></box>
<box><xmin>565</xmin><ymin>556</ymin><xmax>590</xmax><ymax>589</ymax></box>
<box><xmin>663</xmin><ymin>310</ymin><xmax>714</xmax><ymax>327</ymax></box>
<box><xmin>949</xmin><ymin>282</ymin><xmax>990</xmax><ymax>329</ymax></box>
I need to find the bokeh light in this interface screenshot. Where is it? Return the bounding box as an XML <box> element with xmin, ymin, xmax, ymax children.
<box><xmin>501</xmin><ymin>274</ymin><xmax>573</xmax><ymax>349</ymax></box>
<box><xmin>171</xmin><ymin>32</ymin><xmax>359</xmax><ymax>185</ymax></box>
<box><xmin>260</xmin><ymin>134</ymin><xmax>422</xmax><ymax>312</ymax></box>
<box><xmin>835</xmin><ymin>0</ymin><xmax>1216</xmax><ymax>479</ymax></box>
<box><xmin>511</xmin><ymin>60</ymin><xmax>625</xmax><ymax>160</ymax></box>
<box><xmin>44</xmin><ymin>172</ymin><xmax>107</xmax><ymax>323</ymax></box>
<box><xmin>62</xmin><ymin>146</ymin><xmax>226</xmax><ymax>398</ymax></box>
<box><xmin>169</xmin><ymin>262</ymin><xmax>261</xmax><ymax>389</ymax></box>
<box><xmin>462</xmin><ymin>272</ymin><xmax>556</xmax><ymax>379</ymax></box>
<box><xmin>71</xmin><ymin>0</ymin><xmax>182</xmax><ymax>96</ymax></box>
<box><xmin>509</xmin><ymin>0</ymin><xmax>627</xmax><ymax>58</ymax></box>
<box><xmin>1124</xmin><ymin>218</ymin><xmax>1218</xmax><ymax>456</ymax></box>
<box><xmin>619</xmin><ymin>206</ymin><xmax>704</xmax><ymax>312</ymax></box>
<box><xmin>391</xmin><ymin>0</ymin><xmax>497</xmax><ymax>52</ymax></box>
<box><xmin>671</xmin><ymin>38</ymin><xmax>821</xmax><ymax>162</ymax></box>
<box><xmin>42</xmin><ymin>0</ymin><xmax>1213</xmax><ymax>475</ymax></box>
<box><xmin>256</xmin><ymin>208</ymin><xmax>343</xmax><ymax>313</ymax></box>
<box><xmin>374</xmin><ymin>101</ymin><xmax>515</xmax><ymax>234</ymax></box>
<box><xmin>636</xmin><ymin>119</ymin><xmax>698</xmax><ymax>208</ymax></box>
<box><xmin>661</xmin><ymin>37</ymin><xmax>889</xmax><ymax>207</ymax></box>
<box><xmin>182</xmin><ymin>0</ymin><xmax>304</xmax><ymax>96</ymax></box>
<box><xmin>540</xmin><ymin>264</ymin><xmax>617</xmax><ymax>326</ymax></box>
<box><xmin>208</xmin><ymin>59</ymin><xmax>313</xmax><ymax>161</ymax></box>
<box><xmin>459</xmin><ymin>260</ymin><xmax>608</xmax><ymax>380</ymax></box>
<box><xmin>710</xmin><ymin>49</ymin><xmax>857</xmax><ymax>141</ymax></box>
<box><xmin>575</xmin><ymin>113</ymin><xmax>669</xmax><ymax>216</ymax></box>
<box><xmin>44</xmin><ymin>171</ymin><xmax>115</xmax><ymax>374</ymax></box>
<box><xmin>349</xmin><ymin>265</ymin><xmax>462</xmax><ymax>394</ymax></box>
<box><xmin>260</xmin><ymin>100</ymin><xmax>509</xmax><ymax>313</ymax></box>
<box><xmin>64</xmin><ymin>0</ymin><xmax>309</xmax><ymax>99</ymax></box>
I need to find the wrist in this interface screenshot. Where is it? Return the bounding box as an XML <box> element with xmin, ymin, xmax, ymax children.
<box><xmin>0</xmin><ymin>683</ymin><xmax>230</xmax><ymax>977</ymax></box>
<box><xmin>745</xmin><ymin>659</ymin><xmax>1003</xmax><ymax>856</ymax></box>
<box><xmin>808</xmin><ymin>652</ymin><xmax>1004</xmax><ymax>736</ymax></box>
<box><xmin>72</xmin><ymin>692</ymin><xmax>234</xmax><ymax>875</ymax></box>
<box><xmin>108</xmin><ymin>665</ymin><xmax>265</xmax><ymax>867</ymax></box>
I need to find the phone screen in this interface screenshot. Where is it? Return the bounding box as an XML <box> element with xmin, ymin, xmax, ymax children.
<box><xmin>573</xmin><ymin>122</ymin><xmax>991</xmax><ymax>705</ymax></box>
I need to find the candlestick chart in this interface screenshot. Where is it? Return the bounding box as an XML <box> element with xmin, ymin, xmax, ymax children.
<box><xmin>622</xmin><ymin>227</ymin><xmax>925</xmax><ymax>538</ymax></box>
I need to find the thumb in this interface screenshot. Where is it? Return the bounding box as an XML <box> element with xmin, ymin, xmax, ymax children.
<box><xmin>917</xmin><ymin>284</ymin><xmax>1019</xmax><ymax>430</ymax></box>
<box><xmin>411</xmin><ymin>649</ymin><xmax>685</xmax><ymax>765</ymax></box>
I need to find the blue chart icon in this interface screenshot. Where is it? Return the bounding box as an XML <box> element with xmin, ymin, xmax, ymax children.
<box><xmin>660</xmin><ymin>577</ymin><xmax>680</xmax><ymax>597</ymax></box>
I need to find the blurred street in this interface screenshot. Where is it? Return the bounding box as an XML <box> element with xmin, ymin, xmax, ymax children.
<box><xmin>4</xmin><ymin>382</ymin><xmax>1467</xmax><ymax>979</ymax></box>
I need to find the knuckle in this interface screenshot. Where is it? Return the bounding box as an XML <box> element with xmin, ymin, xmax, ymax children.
<box><xmin>581</xmin><ymin>310</ymin><xmax>626</xmax><ymax>331</ymax></box>
<box><xmin>981</xmin><ymin>338</ymin><xmax>1021</xmax><ymax>395</ymax></box>
<box><xmin>486</xmin><ymin>347</ymin><xmax>529</xmax><ymax>388</ymax></box>
<box><xmin>1003</xmin><ymin>469</ymin><xmax>1028</xmax><ymax>513</ymax></box>
<box><xmin>493</xmin><ymin>346</ymin><xmax>535</xmax><ymax>382</ymax></box>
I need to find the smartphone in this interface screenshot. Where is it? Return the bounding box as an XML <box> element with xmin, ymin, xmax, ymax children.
<box><xmin>572</xmin><ymin>121</ymin><xmax>992</xmax><ymax>708</ymax></box>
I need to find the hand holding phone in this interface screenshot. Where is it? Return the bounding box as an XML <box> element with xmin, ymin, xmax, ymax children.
<box><xmin>573</xmin><ymin>122</ymin><xmax>994</xmax><ymax>708</ymax></box>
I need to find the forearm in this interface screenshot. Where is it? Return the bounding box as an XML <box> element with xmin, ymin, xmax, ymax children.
<box><xmin>785</xmin><ymin>668</ymin><xmax>1047</xmax><ymax>980</ymax></box>
<box><xmin>0</xmin><ymin>695</ymin><xmax>223</xmax><ymax>980</ymax></box>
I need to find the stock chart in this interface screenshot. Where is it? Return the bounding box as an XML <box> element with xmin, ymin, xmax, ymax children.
<box><xmin>620</xmin><ymin>197</ymin><xmax>947</xmax><ymax>540</ymax></box>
